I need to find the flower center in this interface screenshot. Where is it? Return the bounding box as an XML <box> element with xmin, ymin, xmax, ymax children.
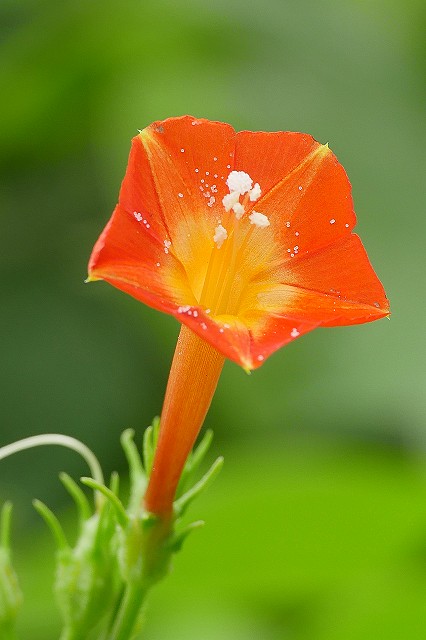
<box><xmin>199</xmin><ymin>171</ymin><xmax>269</xmax><ymax>316</ymax></box>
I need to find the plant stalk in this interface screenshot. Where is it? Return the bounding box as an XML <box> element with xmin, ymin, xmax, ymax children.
<box><xmin>107</xmin><ymin>582</ymin><xmax>148</xmax><ymax>640</ymax></box>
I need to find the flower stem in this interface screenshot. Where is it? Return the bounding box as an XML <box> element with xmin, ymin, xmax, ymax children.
<box><xmin>107</xmin><ymin>582</ymin><xmax>148</xmax><ymax>640</ymax></box>
<box><xmin>144</xmin><ymin>325</ymin><xmax>225</xmax><ymax>517</ymax></box>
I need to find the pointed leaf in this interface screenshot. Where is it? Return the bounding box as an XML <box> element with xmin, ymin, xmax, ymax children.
<box><xmin>33</xmin><ymin>499</ymin><xmax>69</xmax><ymax>550</ymax></box>
<box><xmin>80</xmin><ymin>478</ymin><xmax>128</xmax><ymax>529</ymax></box>
<box><xmin>174</xmin><ymin>456</ymin><xmax>224</xmax><ymax>517</ymax></box>
<box><xmin>60</xmin><ymin>472</ymin><xmax>92</xmax><ymax>524</ymax></box>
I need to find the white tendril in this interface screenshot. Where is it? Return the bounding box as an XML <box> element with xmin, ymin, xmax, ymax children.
<box><xmin>0</xmin><ymin>434</ymin><xmax>104</xmax><ymax>509</ymax></box>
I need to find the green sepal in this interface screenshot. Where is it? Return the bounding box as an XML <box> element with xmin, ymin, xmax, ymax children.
<box><xmin>142</xmin><ymin>417</ymin><xmax>160</xmax><ymax>477</ymax></box>
<box><xmin>59</xmin><ymin>472</ymin><xmax>91</xmax><ymax>524</ymax></box>
<box><xmin>175</xmin><ymin>429</ymin><xmax>213</xmax><ymax>498</ymax></box>
<box><xmin>120</xmin><ymin>429</ymin><xmax>147</xmax><ymax>518</ymax></box>
<box><xmin>174</xmin><ymin>456</ymin><xmax>224</xmax><ymax>518</ymax></box>
<box><xmin>33</xmin><ymin>499</ymin><xmax>69</xmax><ymax>550</ymax></box>
<box><xmin>167</xmin><ymin>520</ymin><xmax>205</xmax><ymax>553</ymax></box>
<box><xmin>0</xmin><ymin>503</ymin><xmax>22</xmax><ymax>636</ymax></box>
<box><xmin>80</xmin><ymin>477</ymin><xmax>129</xmax><ymax>529</ymax></box>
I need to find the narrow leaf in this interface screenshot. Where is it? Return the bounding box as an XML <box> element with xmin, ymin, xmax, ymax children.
<box><xmin>176</xmin><ymin>429</ymin><xmax>214</xmax><ymax>497</ymax></box>
<box><xmin>174</xmin><ymin>456</ymin><xmax>224</xmax><ymax>517</ymax></box>
<box><xmin>80</xmin><ymin>477</ymin><xmax>128</xmax><ymax>529</ymax></box>
<box><xmin>59</xmin><ymin>472</ymin><xmax>92</xmax><ymax>524</ymax></box>
<box><xmin>33</xmin><ymin>499</ymin><xmax>68</xmax><ymax>550</ymax></box>
<box><xmin>168</xmin><ymin>520</ymin><xmax>204</xmax><ymax>553</ymax></box>
<box><xmin>120</xmin><ymin>429</ymin><xmax>145</xmax><ymax>478</ymax></box>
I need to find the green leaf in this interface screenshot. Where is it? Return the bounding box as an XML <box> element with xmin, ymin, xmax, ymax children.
<box><xmin>33</xmin><ymin>499</ymin><xmax>69</xmax><ymax>550</ymax></box>
<box><xmin>59</xmin><ymin>472</ymin><xmax>92</xmax><ymax>524</ymax></box>
<box><xmin>120</xmin><ymin>430</ymin><xmax>146</xmax><ymax>516</ymax></box>
<box><xmin>168</xmin><ymin>520</ymin><xmax>205</xmax><ymax>553</ymax></box>
<box><xmin>176</xmin><ymin>429</ymin><xmax>214</xmax><ymax>498</ymax></box>
<box><xmin>80</xmin><ymin>477</ymin><xmax>128</xmax><ymax>529</ymax></box>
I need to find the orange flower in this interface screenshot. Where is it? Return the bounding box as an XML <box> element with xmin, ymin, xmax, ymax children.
<box><xmin>88</xmin><ymin>116</ymin><xmax>389</xmax><ymax>516</ymax></box>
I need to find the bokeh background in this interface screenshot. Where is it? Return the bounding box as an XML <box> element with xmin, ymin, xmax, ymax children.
<box><xmin>1</xmin><ymin>0</ymin><xmax>425</xmax><ymax>638</ymax></box>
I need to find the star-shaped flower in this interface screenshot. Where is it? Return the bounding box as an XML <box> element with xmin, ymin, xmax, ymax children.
<box><xmin>88</xmin><ymin>116</ymin><xmax>388</xmax><ymax>371</ymax></box>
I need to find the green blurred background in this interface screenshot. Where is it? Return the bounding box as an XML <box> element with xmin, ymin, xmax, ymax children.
<box><xmin>1</xmin><ymin>0</ymin><xmax>425</xmax><ymax>637</ymax></box>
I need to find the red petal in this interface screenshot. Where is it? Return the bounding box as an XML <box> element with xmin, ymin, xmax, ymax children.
<box><xmin>121</xmin><ymin>117</ymin><xmax>237</xmax><ymax>300</ymax></box>
<box><xmin>89</xmin><ymin>204</ymin><xmax>196</xmax><ymax>312</ymax></box>
<box><xmin>248</xmin><ymin>234</ymin><xmax>389</xmax><ymax>337</ymax></box>
<box><xmin>272</xmin><ymin>233</ymin><xmax>389</xmax><ymax>325</ymax></box>
<box><xmin>235</xmin><ymin>130</ymin><xmax>320</xmax><ymax>195</ymax></box>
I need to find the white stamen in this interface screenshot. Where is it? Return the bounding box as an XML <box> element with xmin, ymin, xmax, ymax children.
<box><xmin>249</xmin><ymin>211</ymin><xmax>270</xmax><ymax>228</ymax></box>
<box><xmin>249</xmin><ymin>183</ymin><xmax>261</xmax><ymax>201</ymax></box>
<box><xmin>232</xmin><ymin>202</ymin><xmax>245</xmax><ymax>219</ymax></box>
<box><xmin>222</xmin><ymin>191</ymin><xmax>240</xmax><ymax>211</ymax></box>
<box><xmin>213</xmin><ymin>224</ymin><xmax>228</xmax><ymax>248</ymax></box>
<box><xmin>226</xmin><ymin>171</ymin><xmax>253</xmax><ymax>195</ymax></box>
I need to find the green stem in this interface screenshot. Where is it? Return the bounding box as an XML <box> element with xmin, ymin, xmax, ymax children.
<box><xmin>108</xmin><ymin>582</ymin><xmax>148</xmax><ymax>640</ymax></box>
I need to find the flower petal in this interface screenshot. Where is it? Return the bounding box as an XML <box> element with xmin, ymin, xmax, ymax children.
<box><xmin>235</xmin><ymin>130</ymin><xmax>320</xmax><ymax>195</ymax></box>
<box><xmin>268</xmin><ymin>233</ymin><xmax>389</xmax><ymax>325</ymax></box>
<box><xmin>235</xmin><ymin>132</ymin><xmax>356</xmax><ymax>254</ymax></box>
<box><xmin>247</xmin><ymin>234</ymin><xmax>389</xmax><ymax>330</ymax></box>
<box><xmin>135</xmin><ymin>116</ymin><xmax>236</xmax><ymax>300</ymax></box>
<box><xmin>88</xmin><ymin>204</ymin><xmax>196</xmax><ymax>312</ymax></box>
